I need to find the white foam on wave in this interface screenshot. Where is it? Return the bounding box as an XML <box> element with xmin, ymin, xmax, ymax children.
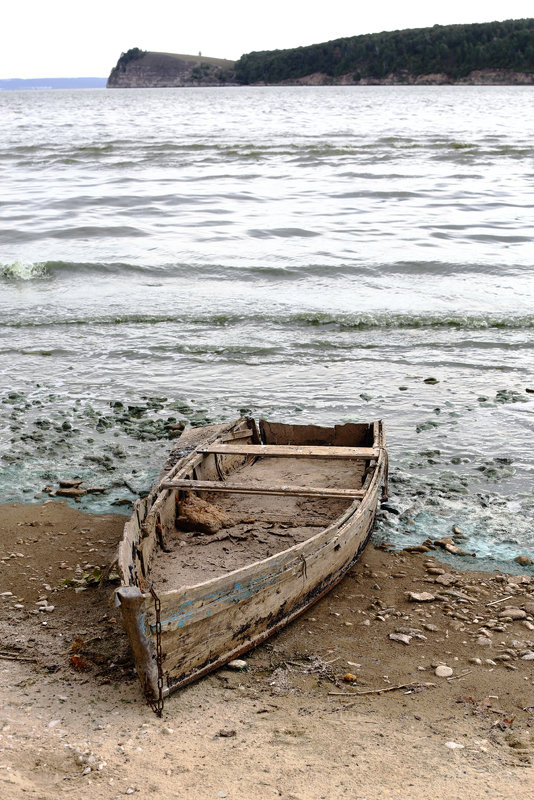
<box><xmin>1</xmin><ymin>261</ymin><xmax>48</xmax><ymax>281</ymax></box>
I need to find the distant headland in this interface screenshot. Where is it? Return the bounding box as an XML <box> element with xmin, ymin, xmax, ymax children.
<box><xmin>107</xmin><ymin>50</ymin><xmax>236</xmax><ymax>88</ymax></box>
<box><xmin>107</xmin><ymin>19</ymin><xmax>534</xmax><ymax>88</ymax></box>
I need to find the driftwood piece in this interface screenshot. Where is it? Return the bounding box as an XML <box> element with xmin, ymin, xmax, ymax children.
<box><xmin>486</xmin><ymin>595</ymin><xmax>514</xmax><ymax>607</ymax></box>
<box><xmin>56</xmin><ymin>487</ymin><xmax>87</xmax><ymax>498</ymax></box>
<box><xmin>0</xmin><ymin>651</ymin><xmax>37</xmax><ymax>663</ymax></box>
<box><xmin>176</xmin><ymin>492</ymin><xmax>232</xmax><ymax>534</ymax></box>
<box><xmin>328</xmin><ymin>682</ymin><xmax>436</xmax><ymax>696</ymax></box>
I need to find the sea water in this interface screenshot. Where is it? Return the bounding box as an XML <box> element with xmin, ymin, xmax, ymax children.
<box><xmin>0</xmin><ymin>86</ymin><xmax>533</xmax><ymax>570</ymax></box>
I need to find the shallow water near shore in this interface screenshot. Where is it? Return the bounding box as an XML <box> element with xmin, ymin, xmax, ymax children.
<box><xmin>0</xmin><ymin>86</ymin><xmax>533</xmax><ymax>569</ymax></box>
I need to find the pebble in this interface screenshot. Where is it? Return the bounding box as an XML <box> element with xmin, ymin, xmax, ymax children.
<box><xmin>445</xmin><ymin>741</ymin><xmax>464</xmax><ymax>750</ymax></box>
<box><xmin>389</xmin><ymin>633</ymin><xmax>412</xmax><ymax>645</ymax></box>
<box><xmin>499</xmin><ymin>608</ymin><xmax>527</xmax><ymax>620</ymax></box>
<box><xmin>435</xmin><ymin>665</ymin><xmax>453</xmax><ymax>678</ymax></box>
<box><xmin>227</xmin><ymin>659</ymin><xmax>247</xmax><ymax>671</ymax></box>
<box><xmin>434</xmin><ymin>573</ymin><xmax>457</xmax><ymax>586</ymax></box>
<box><xmin>161</xmin><ymin>727</ymin><xmax>174</xmax><ymax>735</ymax></box>
<box><xmin>514</xmin><ymin>555</ymin><xmax>533</xmax><ymax>566</ymax></box>
<box><xmin>521</xmin><ymin>652</ymin><xmax>534</xmax><ymax>660</ymax></box>
<box><xmin>406</xmin><ymin>591</ymin><xmax>435</xmax><ymax>603</ymax></box>
<box><xmin>476</xmin><ymin>636</ymin><xmax>493</xmax><ymax>647</ymax></box>
<box><xmin>469</xmin><ymin>657</ymin><xmax>482</xmax><ymax>665</ymax></box>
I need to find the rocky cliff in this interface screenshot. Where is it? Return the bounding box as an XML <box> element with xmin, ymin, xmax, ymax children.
<box><xmin>279</xmin><ymin>68</ymin><xmax>534</xmax><ymax>86</ymax></box>
<box><xmin>107</xmin><ymin>51</ymin><xmax>236</xmax><ymax>88</ymax></box>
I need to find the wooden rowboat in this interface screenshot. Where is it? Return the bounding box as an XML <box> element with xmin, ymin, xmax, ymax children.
<box><xmin>116</xmin><ymin>417</ymin><xmax>388</xmax><ymax>713</ymax></box>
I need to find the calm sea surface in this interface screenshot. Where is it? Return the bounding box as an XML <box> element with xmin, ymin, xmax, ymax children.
<box><xmin>1</xmin><ymin>86</ymin><xmax>533</xmax><ymax>568</ymax></box>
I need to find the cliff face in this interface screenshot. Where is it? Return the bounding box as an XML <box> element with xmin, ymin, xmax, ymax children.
<box><xmin>107</xmin><ymin>51</ymin><xmax>236</xmax><ymax>88</ymax></box>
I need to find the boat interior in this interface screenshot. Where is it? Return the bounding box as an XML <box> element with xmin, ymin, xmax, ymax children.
<box><xmin>150</xmin><ymin>418</ymin><xmax>379</xmax><ymax>586</ymax></box>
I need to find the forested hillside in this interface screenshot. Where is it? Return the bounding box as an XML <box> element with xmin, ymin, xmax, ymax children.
<box><xmin>235</xmin><ymin>18</ymin><xmax>534</xmax><ymax>83</ymax></box>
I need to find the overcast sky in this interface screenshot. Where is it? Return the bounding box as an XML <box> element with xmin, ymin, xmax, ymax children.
<box><xmin>1</xmin><ymin>0</ymin><xmax>533</xmax><ymax>79</ymax></box>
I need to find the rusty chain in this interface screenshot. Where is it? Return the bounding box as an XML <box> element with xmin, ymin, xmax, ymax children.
<box><xmin>149</xmin><ymin>585</ymin><xmax>165</xmax><ymax>717</ymax></box>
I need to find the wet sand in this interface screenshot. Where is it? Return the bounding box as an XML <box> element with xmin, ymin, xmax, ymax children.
<box><xmin>0</xmin><ymin>501</ymin><xmax>533</xmax><ymax>799</ymax></box>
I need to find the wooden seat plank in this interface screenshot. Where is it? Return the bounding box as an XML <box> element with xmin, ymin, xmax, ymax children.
<box><xmin>198</xmin><ymin>444</ymin><xmax>378</xmax><ymax>459</ymax></box>
<box><xmin>159</xmin><ymin>479</ymin><xmax>365</xmax><ymax>499</ymax></box>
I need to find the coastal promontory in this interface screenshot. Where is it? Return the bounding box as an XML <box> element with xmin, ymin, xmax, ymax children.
<box><xmin>107</xmin><ymin>49</ymin><xmax>236</xmax><ymax>88</ymax></box>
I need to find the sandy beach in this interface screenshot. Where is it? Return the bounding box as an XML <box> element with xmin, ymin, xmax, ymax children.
<box><xmin>0</xmin><ymin>500</ymin><xmax>532</xmax><ymax>799</ymax></box>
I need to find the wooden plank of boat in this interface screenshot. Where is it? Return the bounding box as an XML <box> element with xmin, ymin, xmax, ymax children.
<box><xmin>159</xmin><ymin>478</ymin><xmax>366</xmax><ymax>499</ymax></box>
<box><xmin>198</xmin><ymin>443</ymin><xmax>379</xmax><ymax>459</ymax></box>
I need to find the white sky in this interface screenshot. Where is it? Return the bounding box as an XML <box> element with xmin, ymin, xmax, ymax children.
<box><xmin>1</xmin><ymin>0</ymin><xmax>533</xmax><ymax>79</ymax></box>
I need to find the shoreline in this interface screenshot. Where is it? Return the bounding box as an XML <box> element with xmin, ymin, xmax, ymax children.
<box><xmin>1</xmin><ymin>501</ymin><xmax>532</xmax><ymax>797</ymax></box>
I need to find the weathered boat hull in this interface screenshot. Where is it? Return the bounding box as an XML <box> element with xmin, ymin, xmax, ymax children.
<box><xmin>117</xmin><ymin>418</ymin><xmax>387</xmax><ymax>705</ymax></box>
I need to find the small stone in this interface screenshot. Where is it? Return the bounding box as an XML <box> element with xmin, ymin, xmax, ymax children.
<box><xmin>521</xmin><ymin>652</ymin><xmax>534</xmax><ymax>660</ymax></box>
<box><xmin>125</xmin><ymin>790</ymin><xmax>135</xmax><ymax>796</ymax></box>
<box><xmin>435</xmin><ymin>665</ymin><xmax>453</xmax><ymax>678</ymax></box>
<box><xmin>451</xmin><ymin>526</ymin><xmax>463</xmax><ymax>535</ymax></box>
<box><xmin>424</xmin><ymin>378</ymin><xmax>440</xmax><ymax>384</ymax></box>
<box><xmin>435</xmin><ymin>573</ymin><xmax>457</xmax><ymax>586</ymax></box>
<box><xmin>476</xmin><ymin>636</ymin><xmax>493</xmax><ymax>647</ymax></box>
<box><xmin>227</xmin><ymin>659</ymin><xmax>247</xmax><ymax>671</ymax></box>
<box><xmin>499</xmin><ymin>608</ymin><xmax>527</xmax><ymax>620</ymax></box>
<box><xmin>469</xmin><ymin>657</ymin><xmax>482</xmax><ymax>665</ymax></box>
<box><xmin>161</xmin><ymin>727</ymin><xmax>174</xmax><ymax>735</ymax></box>
<box><xmin>427</xmin><ymin>567</ymin><xmax>445</xmax><ymax>575</ymax></box>
<box><xmin>343</xmin><ymin>673</ymin><xmax>357</xmax><ymax>683</ymax></box>
<box><xmin>445</xmin><ymin>741</ymin><xmax>464</xmax><ymax>750</ymax></box>
<box><xmin>48</xmin><ymin>720</ymin><xmax>60</xmax><ymax>728</ymax></box>
<box><xmin>389</xmin><ymin>633</ymin><xmax>412</xmax><ymax>645</ymax></box>
<box><xmin>406</xmin><ymin>591</ymin><xmax>435</xmax><ymax>603</ymax></box>
<box><xmin>82</xmin><ymin>766</ymin><xmax>91</xmax><ymax>775</ymax></box>
<box><xmin>514</xmin><ymin>555</ymin><xmax>533</xmax><ymax>566</ymax></box>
